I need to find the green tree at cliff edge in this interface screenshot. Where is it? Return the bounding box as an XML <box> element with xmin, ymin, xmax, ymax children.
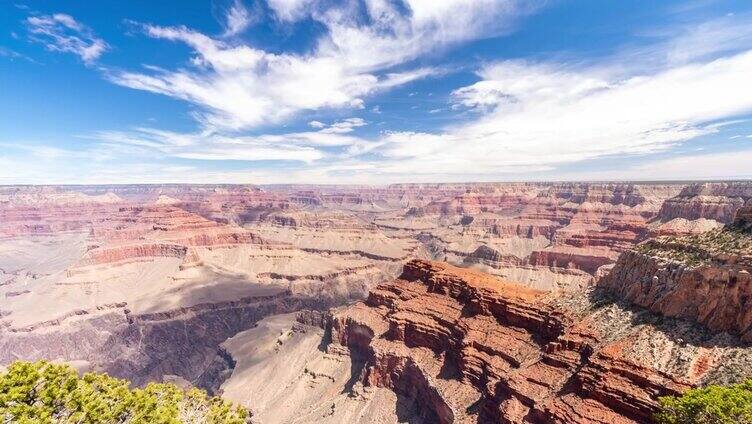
<box><xmin>656</xmin><ymin>379</ymin><xmax>752</xmax><ymax>423</ymax></box>
<box><xmin>0</xmin><ymin>360</ymin><xmax>249</xmax><ymax>423</ymax></box>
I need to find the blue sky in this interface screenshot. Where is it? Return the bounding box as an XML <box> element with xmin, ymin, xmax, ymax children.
<box><xmin>2</xmin><ymin>0</ymin><xmax>752</xmax><ymax>184</ymax></box>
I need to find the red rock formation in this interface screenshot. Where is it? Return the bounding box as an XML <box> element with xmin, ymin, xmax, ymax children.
<box><xmin>600</xmin><ymin>249</ymin><xmax>752</xmax><ymax>341</ymax></box>
<box><xmin>464</xmin><ymin>244</ymin><xmax>526</xmax><ymax>268</ymax></box>
<box><xmin>528</xmin><ymin>246</ymin><xmax>618</xmax><ymax>275</ymax></box>
<box><xmin>330</xmin><ymin>260</ymin><xmax>691</xmax><ymax>423</ymax></box>
<box><xmin>599</xmin><ymin>210</ymin><xmax>752</xmax><ymax>341</ymax></box>
<box><xmin>263</xmin><ymin>211</ymin><xmax>372</xmax><ymax>230</ymax></box>
<box><xmin>77</xmin><ymin>243</ymin><xmax>188</xmax><ymax>266</ymax></box>
<box><xmin>423</xmin><ymin>187</ymin><xmax>538</xmax><ymax>215</ymax></box>
<box><xmin>658</xmin><ymin>182</ymin><xmax>752</xmax><ymax>223</ymax></box>
<box><xmin>483</xmin><ymin>218</ymin><xmax>558</xmax><ymax>239</ymax></box>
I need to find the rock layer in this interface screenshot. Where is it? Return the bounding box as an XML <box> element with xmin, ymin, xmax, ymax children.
<box><xmin>658</xmin><ymin>182</ymin><xmax>752</xmax><ymax>223</ymax></box>
<box><xmin>600</xmin><ymin>206</ymin><xmax>752</xmax><ymax>342</ymax></box>
<box><xmin>329</xmin><ymin>260</ymin><xmax>694</xmax><ymax>423</ymax></box>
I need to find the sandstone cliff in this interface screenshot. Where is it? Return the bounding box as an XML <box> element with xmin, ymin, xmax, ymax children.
<box><xmin>327</xmin><ymin>260</ymin><xmax>701</xmax><ymax>424</ymax></box>
<box><xmin>600</xmin><ymin>205</ymin><xmax>752</xmax><ymax>342</ymax></box>
<box><xmin>657</xmin><ymin>182</ymin><xmax>752</xmax><ymax>223</ymax></box>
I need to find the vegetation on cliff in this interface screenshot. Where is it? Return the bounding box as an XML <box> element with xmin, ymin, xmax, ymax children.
<box><xmin>656</xmin><ymin>379</ymin><xmax>752</xmax><ymax>423</ymax></box>
<box><xmin>0</xmin><ymin>360</ymin><xmax>249</xmax><ymax>423</ymax></box>
<box><xmin>635</xmin><ymin>227</ymin><xmax>752</xmax><ymax>267</ymax></box>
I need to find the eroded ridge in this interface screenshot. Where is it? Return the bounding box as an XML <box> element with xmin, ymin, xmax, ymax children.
<box><xmin>329</xmin><ymin>260</ymin><xmax>692</xmax><ymax>424</ymax></box>
<box><xmin>600</xmin><ymin>204</ymin><xmax>752</xmax><ymax>341</ymax></box>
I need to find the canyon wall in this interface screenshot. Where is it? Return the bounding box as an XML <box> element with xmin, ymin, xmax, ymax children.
<box><xmin>657</xmin><ymin>182</ymin><xmax>752</xmax><ymax>223</ymax></box>
<box><xmin>600</xmin><ymin>205</ymin><xmax>752</xmax><ymax>342</ymax></box>
<box><xmin>326</xmin><ymin>260</ymin><xmax>708</xmax><ymax>423</ymax></box>
<box><xmin>1</xmin><ymin>182</ymin><xmax>752</xmax><ymax>424</ymax></box>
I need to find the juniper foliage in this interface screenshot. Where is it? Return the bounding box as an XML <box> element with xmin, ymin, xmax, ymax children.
<box><xmin>0</xmin><ymin>361</ymin><xmax>249</xmax><ymax>424</ymax></box>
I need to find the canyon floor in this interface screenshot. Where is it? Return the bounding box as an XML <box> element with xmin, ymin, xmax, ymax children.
<box><xmin>1</xmin><ymin>182</ymin><xmax>751</xmax><ymax>423</ymax></box>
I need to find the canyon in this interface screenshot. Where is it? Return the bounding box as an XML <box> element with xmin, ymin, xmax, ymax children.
<box><xmin>0</xmin><ymin>181</ymin><xmax>751</xmax><ymax>423</ymax></box>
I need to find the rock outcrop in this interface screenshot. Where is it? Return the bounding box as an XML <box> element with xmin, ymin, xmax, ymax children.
<box><xmin>600</xmin><ymin>206</ymin><xmax>752</xmax><ymax>342</ymax></box>
<box><xmin>328</xmin><ymin>260</ymin><xmax>695</xmax><ymax>423</ymax></box>
<box><xmin>657</xmin><ymin>182</ymin><xmax>752</xmax><ymax>223</ymax></box>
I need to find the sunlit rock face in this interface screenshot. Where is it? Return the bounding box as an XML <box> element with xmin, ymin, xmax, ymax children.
<box><xmin>327</xmin><ymin>260</ymin><xmax>752</xmax><ymax>423</ymax></box>
<box><xmin>600</xmin><ymin>205</ymin><xmax>752</xmax><ymax>342</ymax></box>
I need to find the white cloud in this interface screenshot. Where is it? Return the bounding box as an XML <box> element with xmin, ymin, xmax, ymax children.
<box><xmin>561</xmin><ymin>150</ymin><xmax>752</xmax><ymax>181</ymax></box>
<box><xmin>109</xmin><ymin>24</ymin><xmax>391</xmax><ymax>130</ymax></box>
<box><xmin>26</xmin><ymin>13</ymin><xmax>108</xmax><ymax>64</ymax></box>
<box><xmin>365</xmin><ymin>46</ymin><xmax>752</xmax><ymax>177</ymax></box>
<box><xmin>315</xmin><ymin>0</ymin><xmax>532</xmax><ymax>71</ymax></box>
<box><xmin>452</xmin><ymin>61</ymin><xmax>611</xmax><ymax>111</ymax></box>
<box><xmin>91</xmin><ymin>129</ymin><xmax>322</xmax><ymax>163</ymax></box>
<box><xmin>662</xmin><ymin>14</ymin><xmax>752</xmax><ymax>65</ymax></box>
<box><xmin>376</xmin><ymin>67</ymin><xmax>441</xmax><ymax>90</ymax></box>
<box><xmin>223</xmin><ymin>0</ymin><xmax>255</xmax><ymax>37</ymax></box>
<box><xmin>86</xmin><ymin>121</ymin><xmax>369</xmax><ymax>165</ymax></box>
<box><xmin>0</xmin><ymin>143</ymin><xmax>98</xmax><ymax>161</ymax></box>
<box><xmin>108</xmin><ymin>0</ymin><xmax>530</xmax><ymax>131</ymax></box>
<box><xmin>306</xmin><ymin>118</ymin><xmax>366</xmax><ymax>134</ymax></box>
<box><xmin>0</xmin><ymin>47</ymin><xmax>22</xmax><ymax>59</ymax></box>
<box><xmin>319</xmin><ymin>117</ymin><xmax>366</xmax><ymax>134</ymax></box>
<box><xmin>266</xmin><ymin>0</ymin><xmax>310</xmax><ymax>22</ymax></box>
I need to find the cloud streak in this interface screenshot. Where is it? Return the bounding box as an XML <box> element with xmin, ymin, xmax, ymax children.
<box><xmin>26</xmin><ymin>13</ymin><xmax>108</xmax><ymax>64</ymax></box>
<box><xmin>87</xmin><ymin>121</ymin><xmax>371</xmax><ymax>165</ymax></box>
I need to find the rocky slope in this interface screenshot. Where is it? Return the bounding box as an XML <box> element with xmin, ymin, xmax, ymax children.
<box><xmin>328</xmin><ymin>261</ymin><xmax>678</xmax><ymax>423</ymax></box>
<box><xmin>217</xmin><ymin>312</ymin><xmax>422</xmax><ymax>424</ymax></box>
<box><xmin>600</xmin><ymin>205</ymin><xmax>752</xmax><ymax>342</ymax></box>
<box><xmin>318</xmin><ymin>259</ymin><xmax>752</xmax><ymax>423</ymax></box>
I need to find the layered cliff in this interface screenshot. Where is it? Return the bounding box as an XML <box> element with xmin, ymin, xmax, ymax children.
<box><xmin>327</xmin><ymin>260</ymin><xmax>710</xmax><ymax>423</ymax></box>
<box><xmin>600</xmin><ymin>205</ymin><xmax>752</xmax><ymax>342</ymax></box>
<box><xmin>657</xmin><ymin>182</ymin><xmax>752</xmax><ymax>223</ymax></box>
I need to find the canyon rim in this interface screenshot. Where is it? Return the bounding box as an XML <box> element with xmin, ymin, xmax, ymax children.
<box><xmin>3</xmin><ymin>0</ymin><xmax>752</xmax><ymax>422</ymax></box>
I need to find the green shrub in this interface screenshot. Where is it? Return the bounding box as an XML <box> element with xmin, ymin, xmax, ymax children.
<box><xmin>656</xmin><ymin>379</ymin><xmax>752</xmax><ymax>424</ymax></box>
<box><xmin>0</xmin><ymin>360</ymin><xmax>249</xmax><ymax>423</ymax></box>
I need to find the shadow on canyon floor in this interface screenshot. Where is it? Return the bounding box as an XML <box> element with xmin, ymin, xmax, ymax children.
<box><xmin>99</xmin><ymin>274</ymin><xmax>337</xmax><ymax>389</ymax></box>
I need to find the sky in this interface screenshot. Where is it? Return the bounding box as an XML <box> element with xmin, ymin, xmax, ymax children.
<box><xmin>2</xmin><ymin>0</ymin><xmax>752</xmax><ymax>184</ymax></box>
